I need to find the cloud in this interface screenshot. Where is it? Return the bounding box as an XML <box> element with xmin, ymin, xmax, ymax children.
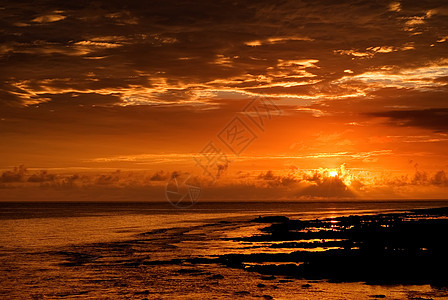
<box><xmin>431</xmin><ymin>170</ymin><xmax>448</xmax><ymax>186</ymax></box>
<box><xmin>0</xmin><ymin>165</ymin><xmax>27</xmax><ymax>183</ymax></box>
<box><xmin>335</xmin><ymin>43</ymin><xmax>415</xmax><ymax>59</ymax></box>
<box><xmin>336</xmin><ymin>64</ymin><xmax>448</xmax><ymax>90</ymax></box>
<box><xmin>27</xmin><ymin>170</ymin><xmax>56</xmax><ymax>182</ymax></box>
<box><xmin>1</xmin><ymin>0</ymin><xmax>445</xmax><ymax>109</ymax></box>
<box><xmin>369</xmin><ymin>108</ymin><xmax>448</xmax><ymax>132</ymax></box>
<box><xmin>1</xmin><ymin>165</ymin><xmax>448</xmax><ymax>200</ymax></box>
<box><xmin>0</xmin><ymin>0</ymin><xmax>446</xmax><ymax>191</ymax></box>
<box><xmin>149</xmin><ymin>171</ymin><xmax>170</xmax><ymax>181</ymax></box>
<box><xmin>0</xmin><ymin>167</ymin><xmax>165</xmax><ymax>189</ymax></box>
<box><xmin>31</xmin><ymin>14</ymin><xmax>66</xmax><ymax>23</ymax></box>
<box><xmin>74</xmin><ymin>41</ymin><xmax>123</xmax><ymax>49</ymax></box>
<box><xmin>0</xmin><ymin>166</ymin><xmax>61</xmax><ymax>184</ymax></box>
<box><xmin>389</xmin><ymin>2</ymin><xmax>401</xmax><ymax>12</ymax></box>
<box><xmin>253</xmin><ymin>167</ymin><xmax>355</xmax><ymax>198</ymax></box>
<box><xmin>245</xmin><ymin>36</ymin><xmax>314</xmax><ymax>46</ymax></box>
<box><xmin>300</xmin><ymin>177</ymin><xmax>354</xmax><ymax>198</ymax></box>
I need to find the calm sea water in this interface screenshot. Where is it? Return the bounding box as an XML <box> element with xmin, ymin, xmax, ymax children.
<box><xmin>1</xmin><ymin>200</ymin><xmax>448</xmax><ymax>299</ymax></box>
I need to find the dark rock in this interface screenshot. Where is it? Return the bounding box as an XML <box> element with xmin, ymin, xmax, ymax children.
<box><xmin>246</xmin><ymin>263</ymin><xmax>301</xmax><ymax>277</ymax></box>
<box><xmin>143</xmin><ymin>259</ymin><xmax>182</xmax><ymax>265</ymax></box>
<box><xmin>135</xmin><ymin>290</ymin><xmax>149</xmax><ymax>295</ymax></box>
<box><xmin>234</xmin><ymin>291</ymin><xmax>250</xmax><ymax>295</ymax></box>
<box><xmin>278</xmin><ymin>279</ymin><xmax>294</xmax><ymax>283</ymax></box>
<box><xmin>208</xmin><ymin>274</ymin><xmax>224</xmax><ymax>280</ymax></box>
<box><xmin>223</xmin><ymin>207</ymin><xmax>448</xmax><ymax>287</ymax></box>
<box><xmin>57</xmin><ymin>252</ymin><xmax>99</xmax><ymax>266</ymax></box>
<box><xmin>177</xmin><ymin>268</ymin><xmax>203</xmax><ymax>274</ymax></box>
<box><xmin>139</xmin><ymin>229</ymin><xmax>167</xmax><ymax>236</ymax></box>
<box><xmin>251</xmin><ymin>216</ymin><xmax>290</xmax><ymax>223</ymax></box>
<box><xmin>219</xmin><ymin>254</ymin><xmax>244</xmax><ymax>268</ymax></box>
<box><xmin>186</xmin><ymin>257</ymin><xmax>218</xmax><ymax>264</ymax></box>
<box><xmin>123</xmin><ymin>259</ymin><xmax>144</xmax><ymax>267</ymax></box>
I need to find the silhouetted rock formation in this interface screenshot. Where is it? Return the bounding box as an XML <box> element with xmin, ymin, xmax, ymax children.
<box><xmin>222</xmin><ymin>207</ymin><xmax>448</xmax><ymax>286</ymax></box>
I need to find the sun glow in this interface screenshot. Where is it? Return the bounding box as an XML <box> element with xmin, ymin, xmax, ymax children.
<box><xmin>329</xmin><ymin>170</ymin><xmax>338</xmax><ymax>177</ymax></box>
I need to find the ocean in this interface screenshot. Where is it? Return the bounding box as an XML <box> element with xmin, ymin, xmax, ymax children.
<box><xmin>1</xmin><ymin>200</ymin><xmax>448</xmax><ymax>299</ymax></box>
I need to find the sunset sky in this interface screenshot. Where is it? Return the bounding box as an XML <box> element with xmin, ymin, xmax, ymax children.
<box><xmin>1</xmin><ymin>0</ymin><xmax>447</xmax><ymax>201</ymax></box>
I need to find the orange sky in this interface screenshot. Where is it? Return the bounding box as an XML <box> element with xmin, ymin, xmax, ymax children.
<box><xmin>0</xmin><ymin>0</ymin><xmax>447</xmax><ymax>201</ymax></box>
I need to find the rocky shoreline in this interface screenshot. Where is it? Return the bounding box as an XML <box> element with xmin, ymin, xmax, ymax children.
<box><xmin>211</xmin><ymin>207</ymin><xmax>448</xmax><ymax>286</ymax></box>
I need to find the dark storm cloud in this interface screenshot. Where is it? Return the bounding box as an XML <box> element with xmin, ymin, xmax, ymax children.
<box><xmin>369</xmin><ymin>108</ymin><xmax>448</xmax><ymax>132</ymax></box>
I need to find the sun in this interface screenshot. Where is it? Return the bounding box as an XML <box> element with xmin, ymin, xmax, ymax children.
<box><xmin>329</xmin><ymin>170</ymin><xmax>338</xmax><ymax>177</ymax></box>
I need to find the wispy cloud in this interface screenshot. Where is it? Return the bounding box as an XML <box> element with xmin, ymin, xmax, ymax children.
<box><xmin>245</xmin><ymin>36</ymin><xmax>314</xmax><ymax>46</ymax></box>
<box><xmin>31</xmin><ymin>14</ymin><xmax>66</xmax><ymax>23</ymax></box>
